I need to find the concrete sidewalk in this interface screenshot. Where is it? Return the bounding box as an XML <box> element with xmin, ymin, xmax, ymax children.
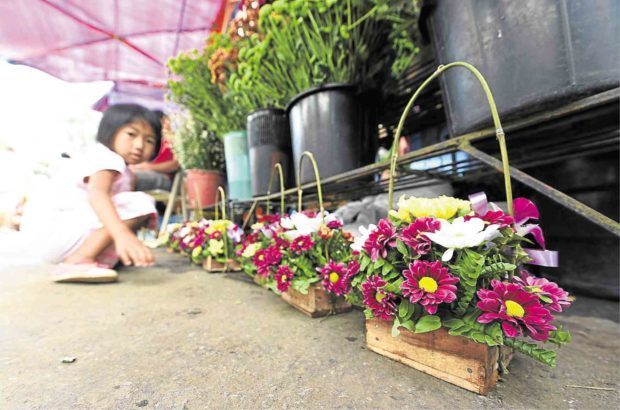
<box><xmin>1</xmin><ymin>249</ymin><xmax>619</xmax><ymax>409</ymax></box>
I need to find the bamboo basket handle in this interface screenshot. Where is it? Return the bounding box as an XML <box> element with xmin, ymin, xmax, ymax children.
<box><xmin>266</xmin><ymin>163</ymin><xmax>286</xmax><ymax>215</ymax></box>
<box><xmin>241</xmin><ymin>163</ymin><xmax>286</xmax><ymax>230</ymax></box>
<box><xmin>214</xmin><ymin>186</ymin><xmax>227</xmax><ymax>220</ymax></box>
<box><xmin>214</xmin><ymin>186</ymin><xmax>229</xmax><ymax>261</ymax></box>
<box><xmin>297</xmin><ymin>151</ymin><xmax>325</xmax><ymax>223</ymax></box>
<box><xmin>388</xmin><ymin>62</ymin><xmax>514</xmax><ymax>216</ymax></box>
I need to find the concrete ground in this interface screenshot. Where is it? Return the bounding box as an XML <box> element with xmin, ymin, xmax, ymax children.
<box><xmin>1</xmin><ymin>249</ymin><xmax>619</xmax><ymax>409</ymax></box>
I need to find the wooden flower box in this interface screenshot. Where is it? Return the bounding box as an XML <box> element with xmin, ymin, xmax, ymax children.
<box><xmin>281</xmin><ymin>284</ymin><xmax>352</xmax><ymax>318</ymax></box>
<box><xmin>202</xmin><ymin>257</ymin><xmax>242</xmax><ymax>273</ymax></box>
<box><xmin>365</xmin><ymin>318</ymin><xmax>513</xmax><ymax>395</ymax></box>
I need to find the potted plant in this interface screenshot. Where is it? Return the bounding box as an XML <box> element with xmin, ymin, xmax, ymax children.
<box><xmin>171</xmin><ymin>114</ymin><xmax>225</xmax><ymax>208</ymax></box>
<box><xmin>241</xmin><ymin>0</ymin><xmax>422</xmax><ymax>182</ymax></box>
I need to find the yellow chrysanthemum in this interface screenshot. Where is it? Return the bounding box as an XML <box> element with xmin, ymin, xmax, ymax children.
<box><xmin>396</xmin><ymin>195</ymin><xmax>471</xmax><ymax>220</ymax></box>
<box><xmin>388</xmin><ymin>208</ymin><xmax>411</xmax><ymax>223</ymax></box>
<box><xmin>211</xmin><ymin>220</ymin><xmax>230</xmax><ymax>231</ymax></box>
<box><xmin>251</xmin><ymin>222</ymin><xmax>264</xmax><ymax>230</ymax></box>
<box><xmin>191</xmin><ymin>246</ymin><xmax>203</xmax><ymax>259</ymax></box>
<box><xmin>242</xmin><ymin>243</ymin><xmax>260</xmax><ymax>258</ymax></box>
<box><xmin>207</xmin><ymin>239</ymin><xmax>224</xmax><ymax>256</ymax></box>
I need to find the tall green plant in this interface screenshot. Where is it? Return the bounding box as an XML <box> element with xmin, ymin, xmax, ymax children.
<box><xmin>167</xmin><ymin>48</ymin><xmax>245</xmax><ymax>136</ymax></box>
<box><xmin>231</xmin><ymin>0</ymin><xmax>420</xmax><ymax>109</ymax></box>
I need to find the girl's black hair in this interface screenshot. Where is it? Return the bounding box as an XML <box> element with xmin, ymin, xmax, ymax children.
<box><xmin>96</xmin><ymin>104</ymin><xmax>162</xmax><ymax>160</ymax></box>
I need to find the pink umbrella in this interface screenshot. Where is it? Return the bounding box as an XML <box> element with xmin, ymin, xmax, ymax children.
<box><xmin>0</xmin><ymin>0</ymin><xmax>228</xmax><ymax>105</ymax></box>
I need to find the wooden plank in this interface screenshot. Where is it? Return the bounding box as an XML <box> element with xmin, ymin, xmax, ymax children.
<box><xmin>366</xmin><ymin>318</ymin><xmax>512</xmax><ymax>395</ymax></box>
<box><xmin>281</xmin><ymin>284</ymin><xmax>351</xmax><ymax>318</ymax></box>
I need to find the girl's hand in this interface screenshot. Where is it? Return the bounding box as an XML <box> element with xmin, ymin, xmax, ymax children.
<box><xmin>114</xmin><ymin>231</ymin><xmax>155</xmax><ymax>267</ymax></box>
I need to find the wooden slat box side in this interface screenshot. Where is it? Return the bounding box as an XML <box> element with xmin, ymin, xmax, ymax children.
<box><xmin>202</xmin><ymin>257</ymin><xmax>243</xmax><ymax>273</ymax></box>
<box><xmin>281</xmin><ymin>284</ymin><xmax>352</xmax><ymax>318</ymax></box>
<box><xmin>366</xmin><ymin>318</ymin><xmax>513</xmax><ymax>395</ymax></box>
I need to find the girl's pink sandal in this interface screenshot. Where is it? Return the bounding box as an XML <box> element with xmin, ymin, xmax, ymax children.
<box><xmin>51</xmin><ymin>263</ymin><xmax>118</xmax><ymax>283</ymax></box>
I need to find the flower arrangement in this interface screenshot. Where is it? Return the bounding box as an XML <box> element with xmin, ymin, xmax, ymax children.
<box><xmin>351</xmin><ymin>194</ymin><xmax>572</xmax><ymax>367</ymax></box>
<box><xmin>162</xmin><ymin>219</ymin><xmax>244</xmax><ymax>266</ymax></box>
<box><xmin>275</xmin><ymin>211</ymin><xmax>356</xmax><ymax>295</ymax></box>
<box><xmin>236</xmin><ymin>213</ymin><xmax>286</xmax><ymax>292</ymax></box>
<box><xmin>239</xmin><ymin>209</ymin><xmax>357</xmax><ymax>297</ymax></box>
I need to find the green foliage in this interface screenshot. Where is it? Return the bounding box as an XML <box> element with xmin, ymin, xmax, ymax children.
<box><xmin>450</xmin><ymin>249</ymin><xmax>486</xmax><ymax>316</ymax></box>
<box><xmin>171</xmin><ymin>115</ymin><xmax>225</xmax><ymax>172</ymax></box>
<box><xmin>167</xmin><ymin>48</ymin><xmax>246</xmax><ymax>136</ymax></box>
<box><xmin>443</xmin><ymin>309</ymin><xmax>504</xmax><ymax>347</ymax></box>
<box><xmin>414</xmin><ymin>315</ymin><xmax>441</xmax><ymax>334</ymax></box>
<box><xmin>504</xmin><ymin>338</ymin><xmax>557</xmax><ymax>367</ymax></box>
<box><xmin>548</xmin><ymin>326</ymin><xmax>572</xmax><ymax>347</ymax></box>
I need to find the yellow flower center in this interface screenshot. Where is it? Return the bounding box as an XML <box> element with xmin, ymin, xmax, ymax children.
<box><xmin>375</xmin><ymin>292</ymin><xmax>387</xmax><ymax>303</ymax></box>
<box><xmin>329</xmin><ymin>272</ymin><xmax>340</xmax><ymax>283</ymax></box>
<box><xmin>280</xmin><ymin>275</ymin><xmax>287</xmax><ymax>283</ymax></box>
<box><xmin>418</xmin><ymin>277</ymin><xmax>438</xmax><ymax>293</ymax></box>
<box><xmin>258</xmin><ymin>254</ymin><xmax>264</xmax><ymax>261</ymax></box>
<box><xmin>505</xmin><ymin>300</ymin><xmax>525</xmax><ymax>318</ymax></box>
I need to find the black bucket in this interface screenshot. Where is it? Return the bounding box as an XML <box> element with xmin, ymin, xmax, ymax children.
<box><xmin>422</xmin><ymin>0</ymin><xmax>620</xmax><ymax>136</ymax></box>
<box><xmin>247</xmin><ymin>108</ymin><xmax>292</xmax><ymax>196</ymax></box>
<box><xmin>287</xmin><ymin>83</ymin><xmax>364</xmax><ymax>184</ymax></box>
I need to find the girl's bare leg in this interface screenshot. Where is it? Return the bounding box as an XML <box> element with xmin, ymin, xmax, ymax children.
<box><xmin>63</xmin><ymin>215</ymin><xmax>149</xmax><ymax>265</ymax></box>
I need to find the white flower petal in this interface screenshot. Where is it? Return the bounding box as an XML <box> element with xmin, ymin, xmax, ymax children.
<box><xmin>441</xmin><ymin>248</ymin><xmax>455</xmax><ymax>262</ymax></box>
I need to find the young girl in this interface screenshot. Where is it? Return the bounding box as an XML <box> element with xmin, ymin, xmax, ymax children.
<box><xmin>20</xmin><ymin>104</ymin><xmax>162</xmax><ymax>283</ymax></box>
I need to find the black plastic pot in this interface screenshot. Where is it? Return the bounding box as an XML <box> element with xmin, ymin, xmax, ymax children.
<box><xmin>287</xmin><ymin>83</ymin><xmax>364</xmax><ymax>184</ymax></box>
<box><xmin>423</xmin><ymin>0</ymin><xmax>620</xmax><ymax>136</ymax></box>
<box><xmin>247</xmin><ymin>108</ymin><xmax>292</xmax><ymax>196</ymax></box>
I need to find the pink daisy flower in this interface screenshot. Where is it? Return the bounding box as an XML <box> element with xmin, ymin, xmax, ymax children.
<box><xmin>363</xmin><ymin>219</ymin><xmax>397</xmax><ymax>261</ymax></box>
<box><xmin>275</xmin><ymin>265</ymin><xmax>294</xmax><ymax>292</ymax></box>
<box><xmin>290</xmin><ymin>234</ymin><xmax>314</xmax><ymax>254</ymax></box>
<box><xmin>346</xmin><ymin>259</ymin><xmax>360</xmax><ymax>279</ymax></box>
<box><xmin>318</xmin><ymin>260</ymin><xmax>350</xmax><ymax>296</ymax></box>
<box><xmin>477</xmin><ymin>280</ymin><xmax>556</xmax><ymax>341</ymax></box>
<box><xmin>401</xmin><ymin>260</ymin><xmax>459</xmax><ymax>314</ymax></box>
<box><xmin>362</xmin><ymin>275</ymin><xmax>397</xmax><ymax>320</ymax></box>
<box><xmin>399</xmin><ymin>217</ymin><xmax>441</xmax><ymax>256</ymax></box>
<box><xmin>512</xmin><ymin>270</ymin><xmax>572</xmax><ymax>312</ymax></box>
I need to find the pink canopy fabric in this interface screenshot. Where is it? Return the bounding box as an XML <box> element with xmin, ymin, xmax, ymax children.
<box><xmin>0</xmin><ymin>0</ymin><xmax>226</xmax><ymax>98</ymax></box>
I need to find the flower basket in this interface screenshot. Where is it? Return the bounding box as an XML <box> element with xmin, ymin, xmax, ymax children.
<box><xmin>202</xmin><ymin>186</ymin><xmax>243</xmax><ymax>273</ymax></box>
<box><xmin>276</xmin><ymin>152</ymin><xmax>355</xmax><ymax>317</ymax></box>
<box><xmin>237</xmin><ymin>163</ymin><xmax>288</xmax><ymax>292</ymax></box>
<box><xmin>366</xmin><ymin>318</ymin><xmax>513</xmax><ymax>395</ymax></box>
<box><xmin>352</xmin><ymin>62</ymin><xmax>572</xmax><ymax>395</ymax></box>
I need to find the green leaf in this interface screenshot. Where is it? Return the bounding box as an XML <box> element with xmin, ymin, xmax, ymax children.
<box><xmin>381</xmin><ymin>262</ymin><xmax>393</xmax><ymax>276</ymax></box>
<box><xmin>391</xmin><ymin>317</ymin><xmax>401</xmax><ymax>337</ymax></box>
<box><xmin>548</xmin><ymin>326</ymin><xmax>573</xmax><ymax>346</ymax></box>
<box><xmin>443</xmin><ymin>319</ymin><xmax>464</xmax><ymax>329</ymax></box>
<box><xmin>359</xmin><ymin>255</ymin><xmax>370</xmax><ymax>272</ymax></box>
<box><xmin>374</xmin><ymin>258</ymin><xmax>385</xmax><ymax>270</ymax></box>
<box><xmin>538</xmin><ymin>294</ymin><xmax>553</xmax><ymax>304</ymax></box>
<box><xmin>414</xmin><ymin>315</ymin><xmax>441</xmax><ymax>334</ymax></box>
<box><xmin>398</xmin><ymin>299</ymin><xmax>410</xmax><ymax>319</ymax></box>
<box><xmin>399</xmin><ymin>320</ymin><xmax>415</xmax><ymax>332</ymax></box>
<box><xmin>364</xmin><ymin>308</ymin><xmax>374</xmax><ymax>319</ymax></box>
<box><xmin>395</xmin><ymin>239</ymin><xmax>409</xmax><ymax>257</ymax></box>
<box><xmin>504</xmin><ymin>338</ymin><xmax>557</xmax><ymax>367</ymax></box>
